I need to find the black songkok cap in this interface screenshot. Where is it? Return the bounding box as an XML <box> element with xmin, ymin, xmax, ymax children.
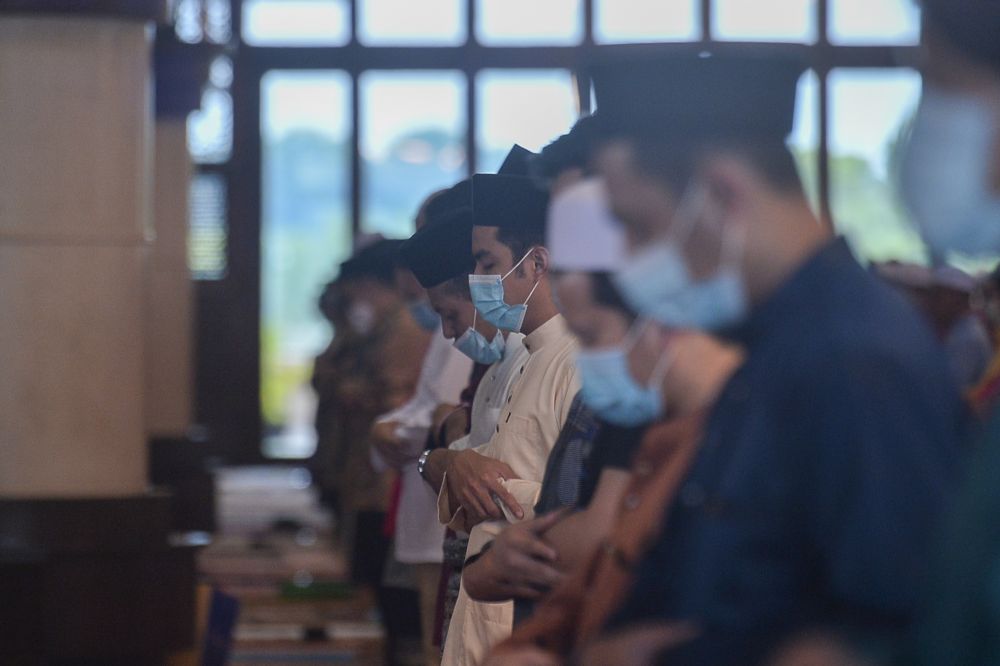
<box><xmin>399</xmin><ymin>209</ymin><xmax>475</xmax><ymax>288</ymax></box>
<box><xmin>922</xmin><ymin>0</ymin><xmax>1000</xmax><ymax>73</ymax></box>
<box><xmin>497</xmin><ymin>144</ymin><xmax>535</xmax><ymax>176</ymax></box>
<box><xmin>425</xmin><ymin>179</ymin><xmax>472</xmax><ymax>226</ymax></box>
<box><xmin>340</xmin><ymin>238</ymin><xmax>403</xmax><ymax>284</ymax></box>
<box><xmin>471</xmin><ymin>174</ymin><xmax>550</xmax><ymax>233</ymax></box>
<box><xmin>591</xmin><ymin>51</ymin><xmax>805</xmax><ymax>146</ymax></box>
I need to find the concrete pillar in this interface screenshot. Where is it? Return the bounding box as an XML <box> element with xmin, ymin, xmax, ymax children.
<box><xmin>0</xmin><ymin>16</ymin><xmax>152</xmax><ymax>497</ymax></box>
<box><xmin>145</xmin><ymin>118</ymin><xmax>194</xmax><ymax>437</ymax></box>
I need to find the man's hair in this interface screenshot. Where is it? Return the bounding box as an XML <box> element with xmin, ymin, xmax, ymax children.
<box><xmin>433</xmin><ymin>273</ymin><xmax>472</xmax><ymax>301</ymax></box>
<box><xmin>632</xmin><ymin>136</ymin><xmax>805</xmax><ymax>199</ymax></box>
<box><xmin>531</xmin><ymin>115</ymin><xmax>599</xmax><ymax>186</ymax></box>
<box><xmin>496</xmin><ymin>226</ymin><xmax>546</xmax><ymax>270</ymax></box>
<box><xmin>590</xmin><ymin>272</ymin><xmax>636</xmax><ymax>320</ymax></box>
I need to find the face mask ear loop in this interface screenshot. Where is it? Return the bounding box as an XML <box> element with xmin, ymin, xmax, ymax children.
<box><xmin>502</xmin><ymin>247</ymin><xmax>535</xmax><ymax>281</ymax></box>
<box><xmin>669</xmin><ymin>183</ymin><xmax>708</xmax><ymax>249</ymax></box>
<box><xmin>622</xmin><ymin>316</ymin><xmax>652</xmax><ymax>354</ymax></box>
<box><xmin>719</xmin><ymin>209</ymin><xmax>748</xmax><ymax>275</ymax></box>
<box><xmin>647</xmin><ymin>343</ymin><xmax>677</xmax><ymax>392</ymax></box>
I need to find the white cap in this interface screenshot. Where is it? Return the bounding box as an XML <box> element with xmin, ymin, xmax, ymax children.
<box><xmin>546</xmin><ymin>178</ymin><xmax>627</xmax><ymax>273</ymax></box>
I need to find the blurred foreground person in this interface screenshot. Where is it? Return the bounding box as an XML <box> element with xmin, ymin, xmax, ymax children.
<box><xmin>897</xmin><ymin>2</ymin><xmax>1000</xmax><ymax>664</ymax></box>
<box><xmin>372</xmin><ymin>193</ymin><xmax>474</xmax><ymax>666</ymax></box>
<box><xmin>480</xmin><ymin>175</ymin><xmax>741</xmax><ymax>666</ymax></box>
<box><xmin>582</xmin><ymin>51</ymin><xmax>963</xmax><ymax>665</ymax></box>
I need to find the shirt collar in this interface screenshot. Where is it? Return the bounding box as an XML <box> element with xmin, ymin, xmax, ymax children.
<box><xmin>727</xmin><ymin>237</ymin><xmax>856</xmax><ymax>349</ymax></box>
<box><xmin>523</xmin><ymin>314</ymin><xmax>568</xmax><ymax>355</ymax></box>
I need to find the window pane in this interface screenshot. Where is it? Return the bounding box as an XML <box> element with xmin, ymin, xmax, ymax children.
<box><xmin>188</xmin><ymin>173</ymin><xmax>228</xmax><ymax>280</ymax></box>
<box><xmin>477</xmin><ymin>0</ymin><xmax>583</xmax><ymax>46</ymax></box>
<box><xmin>713</xmin><ymin>0</ymin><xmax>818</xmax><ymax>42</ymax></box>
<box><xmin>187</xmin><ymin>80</ymin><xmax>233</xmax><ymax>164</ymax></box>
<box><xmin>476</xmin><ymin>69</ymin><xmax>577</xmax><ymax>172</ymax></box>
<box><xmin>789</xmin><ymin>70</ymin><xmax>820</xmax><ymax>215</ymax></box>
<box><xmin>359</xmin><ymin>0</ymin><xmax>466</xmax><ymax>45</ymax></box>
<box><xmin>595</xmin><ymin>0</ymin><xmax>699</xmax><ymax>43</ymax></box>
<box><xmin>829</xmin><ymin>0</ymin><xmax>920</xmax><ymax>45</ymax></box>
<box><xmin>361</xmin><ymin>71</ymin><xmax>467</xmax><ymax>237</ymax></box>
<box><xmin>242</xmin><ymin>0</ymin><xmax>350</xmax><ymax>46</ymax></box>
<box><xmin>261</xmin><ymin>70</ymin><xmax>352</xmax><ymax>458</ymax></box>
<box><xmin>830</xmin><ymin>68</ymin><xmax>925</xmax><ymax>264</ymax></box>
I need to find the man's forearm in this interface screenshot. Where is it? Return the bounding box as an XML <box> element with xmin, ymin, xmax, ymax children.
<box><xmin>422</xmin><ymin>448</ymin><xmax>456</xmax><ymax>493</ymax></box>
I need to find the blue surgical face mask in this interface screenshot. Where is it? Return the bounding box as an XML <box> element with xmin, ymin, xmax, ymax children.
<box><xmin>575</xmin><ymin>320</ymin><xmax>674</xmax><ymax>427</ymax></box>
<box><xmin>453</xmin><ymin>309</ymin><xmax>506</xmax><ymax>364</ymax></box>
<box><xmin>407</xmin><ymin>299</ymin><xmax>440</xmax><ymax>332</ymax></box>
<box><xmin>469</xmin><ymin>248</ymin><xmax>541</xmax><ymax>332</ymax></box>
<box><xmin>900</xmin><ymin>85</ymin><xmax>1000</xmax><ymax>259</ymax></box>
<box><xmin>614</xmin><ymin>186</ymin><xmax>748</xmax><ymax>332</ymax></box>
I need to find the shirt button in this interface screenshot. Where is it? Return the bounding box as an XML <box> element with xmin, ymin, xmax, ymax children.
<box><xmin>495</xmin><ymin>425</ymin><xmax>500</xmax><ymax>433</ymax></box>
<box><xmin>680</xmin><ymin>482</ymin><xmax>706</xmax><ymax>508</ymax></box>
<box><xmin>623</xmin><ymin>493</ymin><xmax>640</xmax><ymax>510</ymax></box>
<box><xmin>519</xmin><ymin>366</ymin><xmax>525</xmax><ymax>374</ymax></box>
<box><xmin>506</xmin><ymin>395</ymin><xmax>512</xmax><ymax>403</ymax></box>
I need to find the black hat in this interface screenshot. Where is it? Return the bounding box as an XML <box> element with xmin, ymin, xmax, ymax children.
<box><xmin>471</xmin><ymin>174</ymin><xmax>550</xmax><ymax>233</ymax></box>
<box><xmin>425</xmin><ymin>179</ymin><xmax>472</xmax><ymax>226</ymax></box>
<box><xmin>591</xmin><ymin>51</ymin><xmax>805</xmax><ymax>145</ymax></box>
<box><xmin>399</xmin><ymin>209</ymin><xmax>475</xmax><ymax>288</ymax></box>
<box><xmin>497</xmin><ymin>144</ymin><xmax>535</xmax><ymax>176</ymax></box>
<box><xmin>923</xmin><ymin>0</ymin><xmax>1000</xmax><ymax>73</ymax></box>
<box><xmin>340</xmin><ymin>238</ymin><xmax>403</xmax><ymax>284</ymax></box>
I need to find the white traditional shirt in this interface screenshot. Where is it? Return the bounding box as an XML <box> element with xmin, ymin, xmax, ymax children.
<box><xmin>448</xmin><ymin>333</ymin><xmax>528</xmax><ymax>453</ymax></box>
<box><xmin>374</xmin><ymin>324</ymin><xmax>472</xmax><ymax>564</ymax></box>
<box><xmin>440</xmin><ymin>314</ymin><xmax>580</xmax><ymax>666</ymax></box>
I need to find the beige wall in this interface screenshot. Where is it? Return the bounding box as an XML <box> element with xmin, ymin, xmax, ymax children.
<box><xmin>0</xmin><ymin>17</ymin><xmax>152</xmax><ymax>496</ymax></box>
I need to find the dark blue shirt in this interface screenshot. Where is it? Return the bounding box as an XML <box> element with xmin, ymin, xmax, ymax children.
<box><xmin>613</xmin><ymin>239</ymin><xmax>966</xmax><ymax>665</ymax></box>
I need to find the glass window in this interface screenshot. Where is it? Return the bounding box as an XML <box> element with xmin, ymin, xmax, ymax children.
<box><xmin>594</xmin><ymin>0</ymin><xmax>699</xmax><ymax>44</ymax></box>
<box><xmin>188</xmin><ymin>173</ymin><xmax>228</xmax><ymax>280</ymax></box>
<box><xmin>788</xmin><ymin>70</ymin><xmax>820</xmax><ymax>215</ymax></box>
<box><xmin>829</xmin><ymin>68</ymin><xmax>925</xmax><ymax>264</ymax></box>
<box><xmin>242</xmin><ymin>0</ymin><xmax>350</xmax><ymax>46</ymax></box>
<box><xmin>829</xmin><ymin>0</ymin><xmax>920</xmax><ymax>45</ymax></box>
<box><xmin>476</xmin><ymin>69</ymin><xmax>578</xmax><ymax>172</ymax></box>
<box><xmin>358</xmin><ymin>0</ymin><xmax>466</xmax><ymax>45</ymax></box>
<box><xmin>476</xmin><ymin>0</ymin><xmax>583</xmax><ymax>46</ymax></box>
<box><xmin>713</xmin><ymin>0</ymin><xmax>818</xmax><ymax>42</ymax></box>
<box><xmin>360</xmin><ymin>71</ymin><xmax>467</xmax><ymax>237</ymax></box>
<box><xmin>187</xmin><ymin>69</ymin><xmax>233</xmax><ymax>164</ymax></box>
<box><xmin>260</xmin><ymin>70</ymin><xmax>352</xmax><ymax>458</ymax></box>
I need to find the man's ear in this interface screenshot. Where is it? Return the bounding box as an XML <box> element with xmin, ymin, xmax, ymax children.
<box><xmin>529</xmin><ymin>246</ymin><xmax>550</xmax><ymax>278</ymax></box>
<box><xmin>698</xmin><ymin>154</ymin><xmax>758</xmax><ymax>230</ymax></box>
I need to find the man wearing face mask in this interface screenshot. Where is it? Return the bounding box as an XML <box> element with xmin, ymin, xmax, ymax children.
<box><xmin>577</xmin><ymin>52</ymin><xmax>965</xmax><ymax>665</ymax></box>
<box><xmin>438</xmin><ymin>173</ymin><xmax>580</xmax><ymax>666</ymax></box>
<box><xmin>369</xmin><ymin>192</ymin><xmax>476</xmax><ymax>666</ymax></box>
<box><xmin>459</xmin><ymin>130</ymin><xmax>651</xmax><ymax>620</ymax></box>
<box><xmin>397</xmin><ymin>190</ymin><xmax>530</xmax><ymax>650</ymax></box>
<box><xmin>331</xmin><ymin>240</ymin><xmax>431</xmax><ymax>602</ymax></box>
<box><xmin>896</xmin><ymin>3</ymin><xmax>1000</xmax><ymax>664</ymax></box>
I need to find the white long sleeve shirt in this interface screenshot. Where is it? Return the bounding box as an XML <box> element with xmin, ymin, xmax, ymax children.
<box><xmin>374</xmin><ymin>324</ymin><xmax>473</xmax><ymax>564</ymax></box>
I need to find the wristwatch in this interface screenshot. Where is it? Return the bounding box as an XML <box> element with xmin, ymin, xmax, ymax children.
<box><xmin>416</xmin><ymin>448</ymin><xmax>432</xmax><ymax>479</ymax></box>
